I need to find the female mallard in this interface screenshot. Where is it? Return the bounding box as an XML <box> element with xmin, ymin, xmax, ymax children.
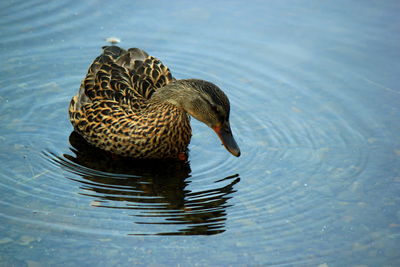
<box><xmin>69</xmin><ymin>46</ymin><xmax>240</xmax><ymax>159</ymax></box>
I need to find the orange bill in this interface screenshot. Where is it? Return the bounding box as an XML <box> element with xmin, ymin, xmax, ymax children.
<box><xmin>213</xmin><ymin>122</ymin><xmax>241</xmax><ymax>157</ymax></box>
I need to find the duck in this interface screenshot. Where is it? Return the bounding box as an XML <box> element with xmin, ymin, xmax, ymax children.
<box><xmin>69</xmin><ymin>46</ymin><xmax>240</xmax><ymax>160</ymax></box>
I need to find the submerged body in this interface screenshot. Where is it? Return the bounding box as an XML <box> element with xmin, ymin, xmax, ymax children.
<box><xmin>69</xmin><ymin>46</ymin><xmax>240</xmax><ymax>159</ymax></box>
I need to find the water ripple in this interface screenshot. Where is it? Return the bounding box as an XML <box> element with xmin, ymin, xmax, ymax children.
<box><xmin>0</xmin><ymin>0</ymin><xmax>96</xmax><ymax>46</ymax></box>
<box><xmin>159</xmin><ymin>36</ymin><xmax>375</xmax><ymax>252</ymax></box>
<box><xmin>0</xmin><ymin>3</ymin><xmax>395</xmax><ymax>263</ymax></box>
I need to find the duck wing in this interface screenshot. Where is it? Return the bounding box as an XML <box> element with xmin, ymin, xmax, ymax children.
<box><xmin>106</xmin><ymin>45</ymin><xmax>175</xmax><ymax>99</ymax></box>
<box><xmin>71</xmin><ymin>45</ymin><xmax>175</xmax><ymax>111</ymax></box>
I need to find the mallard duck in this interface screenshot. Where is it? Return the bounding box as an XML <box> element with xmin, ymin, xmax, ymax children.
<box><xmin>69</xmin><ymin>46</ymin><xmax>240</xmax><ymax>159</ymax></box>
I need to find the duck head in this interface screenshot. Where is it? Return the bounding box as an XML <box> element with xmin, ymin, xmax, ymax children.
<box><xmin>153</xmin><ymin>79</ymin><xmax>241</xmax><ymax>157</ymax></box>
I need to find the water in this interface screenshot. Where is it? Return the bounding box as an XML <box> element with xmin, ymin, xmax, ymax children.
<box><xmin>1</xmin><ymin>0</ymin><xmax>399</xmax><ymax>266</ymax></box>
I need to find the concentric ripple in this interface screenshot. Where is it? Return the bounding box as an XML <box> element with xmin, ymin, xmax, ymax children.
<box><xmin>159</xmin><ymin>29</ymin><xmax>391</xmax><ymax>263</ymax></box>
<box><xmin>1</xmin><ymin>0</ymin><xmax>400</xmax><ymax>265</ymax></box>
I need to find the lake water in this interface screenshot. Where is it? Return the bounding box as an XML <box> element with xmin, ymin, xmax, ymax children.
<box><xmin>1</xmin><ymin>0</ymin><xmax>399</xmax><ymax>266</ymax></box>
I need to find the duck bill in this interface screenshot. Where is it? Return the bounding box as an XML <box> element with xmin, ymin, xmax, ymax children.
<box><xmin>213</xmin><ymin>123</ymin><xmax>241</xmax><ymax>157</ymax></box>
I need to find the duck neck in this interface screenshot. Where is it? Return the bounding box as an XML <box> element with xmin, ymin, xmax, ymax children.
<box><xmin>150</xmin><ymin>79</ymin><xmax>198</xmax><ymax>110</ymax></box>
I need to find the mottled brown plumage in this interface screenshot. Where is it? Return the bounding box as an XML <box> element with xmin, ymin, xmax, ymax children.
<box><xmin>69</xmin><ymin>46</ymin><xmax>240</xmax><ymax>159</ymax></box>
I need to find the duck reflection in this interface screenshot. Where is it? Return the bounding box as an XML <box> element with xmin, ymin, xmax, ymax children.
<box><xmin>56</xmin><ymin>131</ymin><xmax>240</xmax><ymax>235</ymax></box>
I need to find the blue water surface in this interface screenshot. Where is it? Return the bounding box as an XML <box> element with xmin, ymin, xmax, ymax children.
<box><xmin>1</xmin><ymin>0</ymin><xmax>399</xmax><ymax>266</ymax></box>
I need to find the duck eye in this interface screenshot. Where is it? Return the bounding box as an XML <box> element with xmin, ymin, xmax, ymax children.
<box><xmin>210</xmin><ymin>103</ymin><xmax>219</xmax><ymax>113</ymax></box>
<box><xmin>211</xmin><ymin>105</ymin><xmax>226</xmax><ymax>122</ymax></box>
